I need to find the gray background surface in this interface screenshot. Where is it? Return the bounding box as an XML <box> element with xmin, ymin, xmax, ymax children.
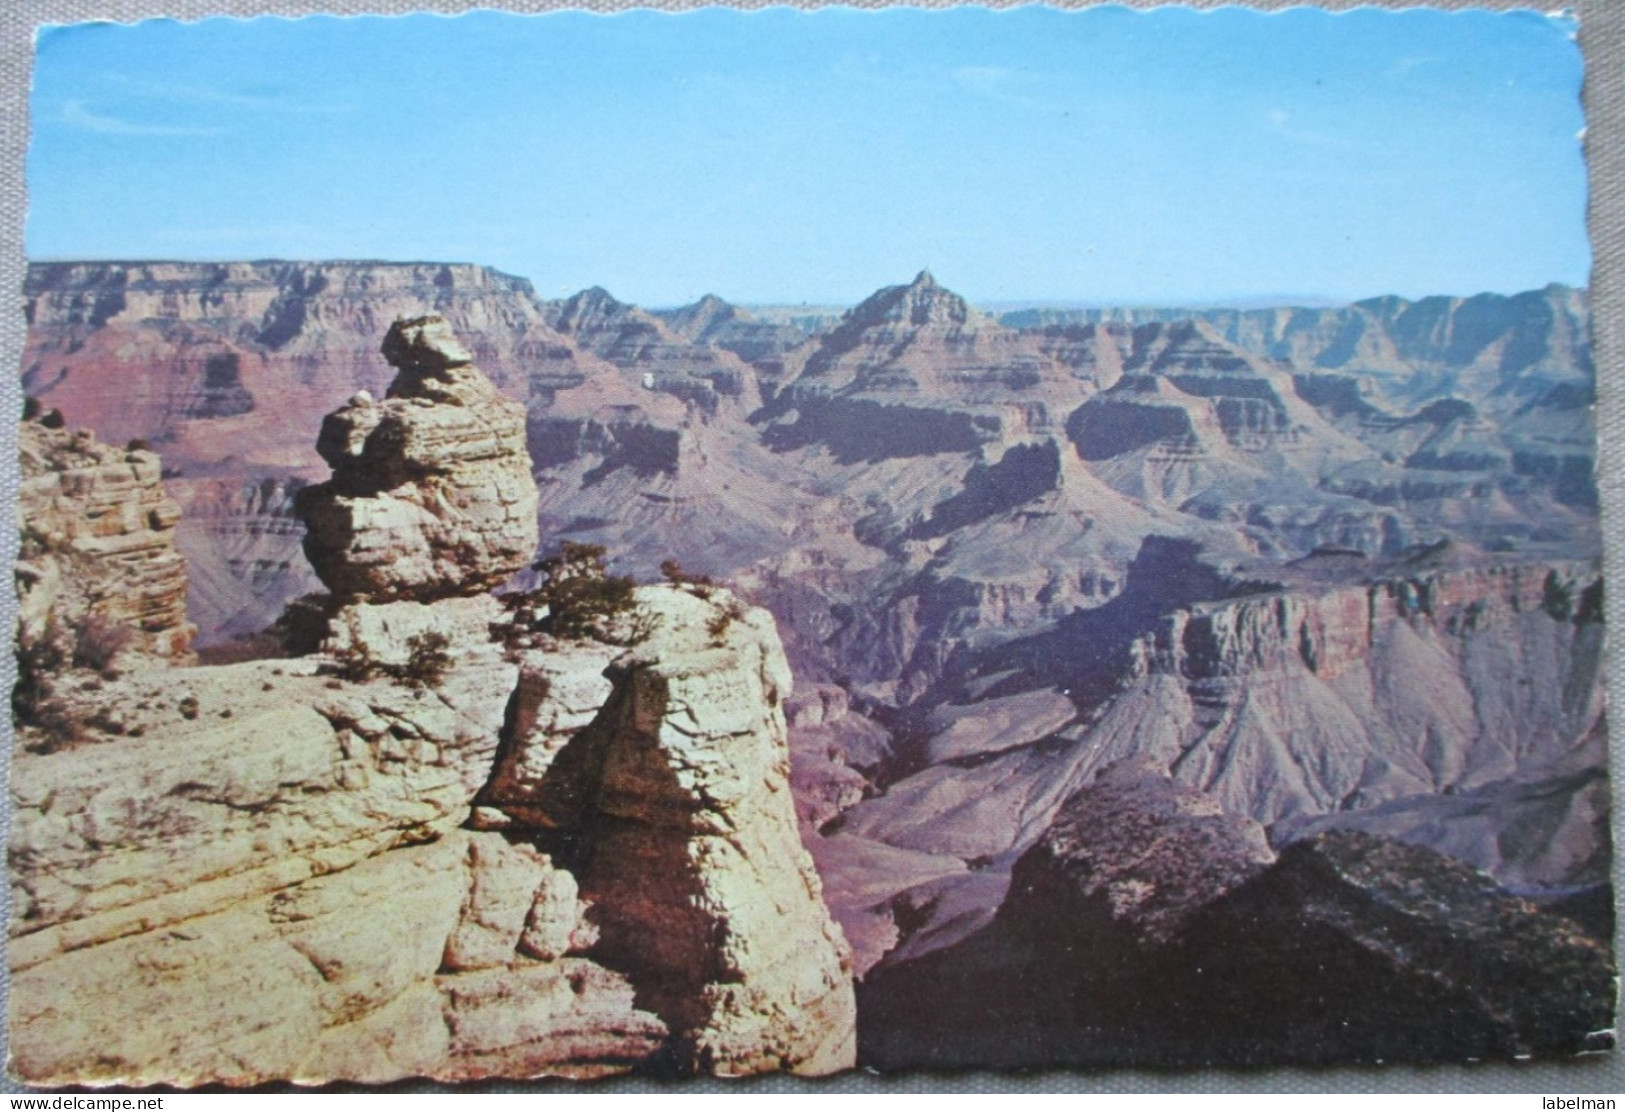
<box><xmin>0</xmin><ymin>0</ymin><xmax>1620</xmax><ymax>1095</ymax></box>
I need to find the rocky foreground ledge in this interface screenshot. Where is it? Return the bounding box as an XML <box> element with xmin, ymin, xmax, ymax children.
<box><xmin>9</xmin><ymin>586</ymin><xmax>854</xmax><ymax>1084</ymax></box>
<box><xmin>8</xmin><ymin>317</ymin><xmax>854</xmax><ymax>1084</ymax></box>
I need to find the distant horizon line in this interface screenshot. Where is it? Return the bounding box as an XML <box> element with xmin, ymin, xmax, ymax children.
<box><xmin>21</xmin><ymin>254</ymin><xmax>1588</xmax><ymax>314</ymax></box>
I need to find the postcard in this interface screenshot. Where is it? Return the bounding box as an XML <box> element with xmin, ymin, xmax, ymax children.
<box><xmin>6</xmin><ymin>3</ymin><xmax>1615</xmax><ymax>1086</ymax></box>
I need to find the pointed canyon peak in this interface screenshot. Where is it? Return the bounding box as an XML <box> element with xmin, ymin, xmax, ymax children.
<box><xmin>660</xmin><ymin>292</ymin><xmax>746</xmax><ymax>342</ymax></box>
<box><xmin>549</xmin><ymin>285</ymin><xmax>663</xmax><ymax>338</ymax></box>
<box><xmin>777</xmin><ymin>270</ymin><xmax>1061</xmax><ymax>411</ymax></box>
<box><xmin>296</xmin><ymin>314</ymin><xmax>540</xmax><ymax>600</ymax></box>
<box><xmin>555</xmin><ymin>284</ymin><xmax>624</xmax><ymax>319</ymax></box>
<box><xmin>690</xmin><ymin>291</ymin><xmax>737</xmax><ymax>318</ymax></box>
<box><xmin>845</xmin><ymin>268</ymin><xmax>982</xmax><ymax>330</ymax></box>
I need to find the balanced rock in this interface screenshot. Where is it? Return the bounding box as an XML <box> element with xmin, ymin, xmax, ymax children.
<box><xmin>296</xmin><ymin>315</ymin><xmax>538</xmax><ymax>600</ymax></box>
<box><xmin>16</xmin><ymin>416</ymin><xmax>196</xmax><ymax>665</ymax></box>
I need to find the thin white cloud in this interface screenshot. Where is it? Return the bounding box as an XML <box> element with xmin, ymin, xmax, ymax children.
<box><xmin>60</xmin><ymin>98</ymin><xmax>222</xmax><ymax>136</ymax></box>
<box><xmin>105</xmin><ymin>73</ymin><xmax>346</xmax><ymax>114</ymax></box>
<box><xmin>951</xmin><ymin>65</ymin><xmax>1051</xmax><ymax>111</ymax></box>
<box><xmin>1387</xmin><ymin>55</ymin><xmax>1434</xmax><ymax>80</ymax></box>
<box><xmin>954</xmin><ymin>65</ymin><xmax>1013</xmax><ymax>97</ymax></box>
<box><xmin>1264</xmin><ymin>107</ymin><xmax>1353</xmax><ymax>149</ymax></box>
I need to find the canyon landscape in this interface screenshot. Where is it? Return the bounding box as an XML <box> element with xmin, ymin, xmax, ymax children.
<box><xmin>9</xmin><ymin>2</ymin><xmax>1611</xmax><ymax>1085</ymax></box>
<box><xmin>7</xmin><ymin>260</ymin><xmax>1614</xmax><ymax>1081</ymax></box>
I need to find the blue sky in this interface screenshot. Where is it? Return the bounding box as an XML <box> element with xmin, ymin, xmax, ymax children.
<box><xmin>27</xmin><ymin>6</ymin><xmax>1589</xmax><ymax>307</ymax></box>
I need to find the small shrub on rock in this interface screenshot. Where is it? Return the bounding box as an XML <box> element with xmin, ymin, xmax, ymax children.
<box><xmin>707</xmin><ymin>598</ymin><xmax>747</xmax><ymax>644</ymax></box>
<box><xmin>399</xmin><ymin>631</ymin><xmax>453</xmax><ymax>689</ymax></box>
<box><xmin>328</xmin><ymin>620</ymin><xmax>380</xmax><ymax>683</ymax></box>
<box><xmin>21</xmin><ymin>699</ymin><xmax>87</xmax><ymax>753</ymax></box>
<box><xmin>528</xmin><ymin>541</ymin><xmax>647</xmax><ymax>644</ymax></box>
<box><xmin>73</xmin><ymin>615</ymin><xmax>132</xmax><ymax>678</ymax></box>
<box><xmin>13</xmin><ymin>621</ymin><xmax>67</xmax><ymax>721</ymax></box>
<box><xmin>13</xmin><ymin>621</ymin><xmax>86</xmax><ymax>752</ymax></box>
<box><xmin>321</xmin><ymin>620</ymin><xmax>454</xmax><ymax>690</ymax></box>
<box><xmin>660</xmin><ymin>558</ymin><xmax>714</xmax><ymax>591</ymax></box>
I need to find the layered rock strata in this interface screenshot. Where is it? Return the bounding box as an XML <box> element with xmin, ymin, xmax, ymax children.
<box><xmin>9</xmin><ymin>584</ymin><xmax>860</xmax><ymax>1083</ymax></box>
<box><xmin>1001</xmin><ymin>285</ymin><xmax>1592</xmax><ymax>413</ymax></box>
<box><xmin>543</xmin><ymin>286</ymin><xmax>759</xmax><ymax>413</ymax></box>
<box><xmin>171</xmin><ymin>474</ymin><xmax>317</xmax><ymax>646</ymax></box>
<box><xmin>1113</xmin><ymin>555</ymin><xmax>1607</xmax><ymax>826</ymax></box>
<box><xmin>825</xmin><ymin>542</ymin><xmax>1608</xmax><ymax>991</ymax></box>
<box><xmin>296</xmin><ymin>314</ymin><xmax>539</xmax><ymax>600</ymax></box>
<box><xmin>16</xmin><ymin>414</ymin><xmax>196</xmax><ymax>665</ymax></box>
<box><xmin>842</xmin><ymin>547</ymin><xmax>1605</xmax><ymax>876</ymax></box>
<box><xmin>476</xmin><ymin>585</ymin><xmax>857</xmax><ymax>1076</ymax></box>
<box><xmin>6</xmin><ymin>609</ymin><xmax>547</xmax><ymax>1083</ymax></box>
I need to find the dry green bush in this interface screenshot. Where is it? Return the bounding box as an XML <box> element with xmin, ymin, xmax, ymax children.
<box><xmin>522</xmin><ymin>541</ymin><xmax>652</xmax><ymax>645</ymax></box>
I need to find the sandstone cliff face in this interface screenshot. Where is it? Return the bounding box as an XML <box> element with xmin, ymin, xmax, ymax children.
<box><xmin>7</xmin><ymin>605</ymin><xmax>552</xmax><ymax>1084</ymax></box>
<box><xmin>15</xmin><ymin>416</ymin><xmax>196</xmax><ymax>665</ymax></box>
<box><xmin>1114</xmin><ymin>556</ymin><xmax>1605</xmax><ymax>826</ymax></box>
<box><xmin>8</xmin><ymin>589</ymin><xmax>857</xmax><ymax>1083</ymax></box>
<box><xmin>476</xmin><ymin>585</ymin><xmax>857</xmax><ymax>1076</ymax></box>
<box><xmin>9</xmin><ymin>585</ymin><xmax>864</xmax><ymax>1082</ymax></box>
<box><xmin>296</xmin><ymin>315</ymin><xmax>540</xmax><ymax>600</ymax></box>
